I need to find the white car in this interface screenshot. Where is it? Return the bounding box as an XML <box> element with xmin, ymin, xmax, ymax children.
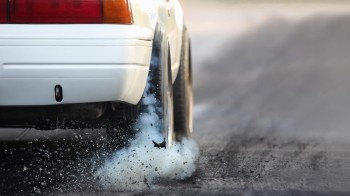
<box><xmin>0</xmin><ymin>0</ymin><xmax>192</xmax><ymax>147</ymax></box>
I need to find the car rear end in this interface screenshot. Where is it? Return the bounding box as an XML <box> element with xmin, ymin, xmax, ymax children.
<box><xmin>0</xmin><ymin>0</ymin><xmax>153</xmax><ymax>129</ymax></box>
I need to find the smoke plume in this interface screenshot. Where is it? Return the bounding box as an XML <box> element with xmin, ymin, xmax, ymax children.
<box><xmin>95</xmin><ymin>76</ymin><xmax>199</xmax><ymax>190</ymax></box>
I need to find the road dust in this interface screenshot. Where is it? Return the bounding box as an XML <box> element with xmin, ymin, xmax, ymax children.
<box><xmin>95</xmin><ymin>73</ymin><xmax>199</xmax><ymax>190</ymax></box>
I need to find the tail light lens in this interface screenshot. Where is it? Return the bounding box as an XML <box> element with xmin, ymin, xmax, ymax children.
<box><xmin>10</xmin><ymin>0</ymin><xmax>103</xmax><ymax>24</ymax></box>
<box><xmin>103</xmin><ymin>0</ymin><xmax>132</xmax><ymax>24</ymax></box>
<box><xmin>0</xmin><ymin>0</ymin><xmax>6</xmax><ymax>23</ymax></box>
<box><xmin>0</xmin><ymin>0</ymin><xmax>132</xmax><ymax>24</ymax></box>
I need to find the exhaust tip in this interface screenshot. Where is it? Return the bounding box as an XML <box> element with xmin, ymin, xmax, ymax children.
<box><xmin>55</xmin><ymin>85</ymin><xmax>63</xmax><ymax>102</ymax></box>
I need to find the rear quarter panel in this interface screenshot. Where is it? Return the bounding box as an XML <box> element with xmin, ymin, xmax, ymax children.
<box><xmin>130</xmin><ymin>0</ymin><xmax>184</xmax><ymax>82</ymax></box>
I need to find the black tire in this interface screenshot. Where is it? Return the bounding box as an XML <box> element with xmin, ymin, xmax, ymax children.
<box><xmin>150</xmin><ymin>25</ymin><xmax>174</xmax><ymax>148</ymax></box>
<box><xmin>174</xmin><ymin>26</ymin><xmax>193</xmax><ymax>140</ymax></box>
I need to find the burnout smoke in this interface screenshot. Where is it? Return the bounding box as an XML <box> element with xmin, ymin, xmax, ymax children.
<box><xmin>95</xmin><ymin>74</ymin><xmax>199</xmax><ymax>189</ymax></box>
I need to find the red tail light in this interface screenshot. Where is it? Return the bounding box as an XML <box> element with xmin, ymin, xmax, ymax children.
<box><xmin>0</xmin><ymin>0</ymin><xmax>132</xmax><ymax>24</ymax></box>
<box><xmin>10</xmin><ymin>0</ymin><xmax>103</xmax><ymax>24</ymax></box>
<box><xmin>0</xmin><ymin>0</ymin><xmax>6</xmax><ymax>23</ymax></box>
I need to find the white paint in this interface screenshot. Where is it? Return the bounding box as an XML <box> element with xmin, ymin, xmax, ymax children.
<box><xmin>0</xmin><ymin>0</ymin><xmax>185</xmax><ymax>106</ymax></box>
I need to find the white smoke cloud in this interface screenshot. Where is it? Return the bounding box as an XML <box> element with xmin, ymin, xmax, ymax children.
<box><xmin>95</xmin><ymin>76</ymin><xmax>199</xmax><ymax>190</ymax></box>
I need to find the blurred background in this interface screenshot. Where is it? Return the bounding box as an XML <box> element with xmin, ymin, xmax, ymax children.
<box><xmin>180</xmin><ymin>0</ymin><xmax>350</xmax><ymax>145</ymax></box>
<box><xmin>177</xmin><ymin>1</ymin><xmax>350</xmax><ymax>192</ymax></box>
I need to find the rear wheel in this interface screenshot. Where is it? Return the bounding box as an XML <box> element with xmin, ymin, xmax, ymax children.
<box><xmin>160</xmin><ymin>48</ymin><xmax>174</xmax><ymax>148</ymax></box>
<box><xmin>106</xmin><ymin>26</ymin><xmax>175</xmax><ymax>149</ymax></box>
<box><xmin>174</xmin><ymin>26</ymin><xmax>193</xmax><ymax>140</ymax></box>
<box><xmin>150</xmin><ymin>27</ymin><xmax>174</xmax><ymax>148</ymax></box>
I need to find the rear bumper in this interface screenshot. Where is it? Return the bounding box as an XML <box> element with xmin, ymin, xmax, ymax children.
<box><xmin>0</xmin><ymin>25</ymin><xmax>153</xmax><ymax>106</ymax></box>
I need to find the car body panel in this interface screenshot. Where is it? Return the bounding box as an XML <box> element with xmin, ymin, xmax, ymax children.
<box><xmin>0</xmin><ymin>0</ymin><xmax>185</xmax><ymax>106</ymax></box>
<box><xmin>131</xmin><ymin>0</ymin><xmax>184</xmax><ymax>82</ymax></box>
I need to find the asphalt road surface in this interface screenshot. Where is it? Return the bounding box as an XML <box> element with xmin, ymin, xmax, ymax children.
<box><xmin>189</xmin><ymin>2</ymin><xmax>350</xmax><ymax>195</ymax></box>
<box><xmin>3</xmin><ymin>1</ymin><xmax>350</xmax><ymax>195</ymax></box>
